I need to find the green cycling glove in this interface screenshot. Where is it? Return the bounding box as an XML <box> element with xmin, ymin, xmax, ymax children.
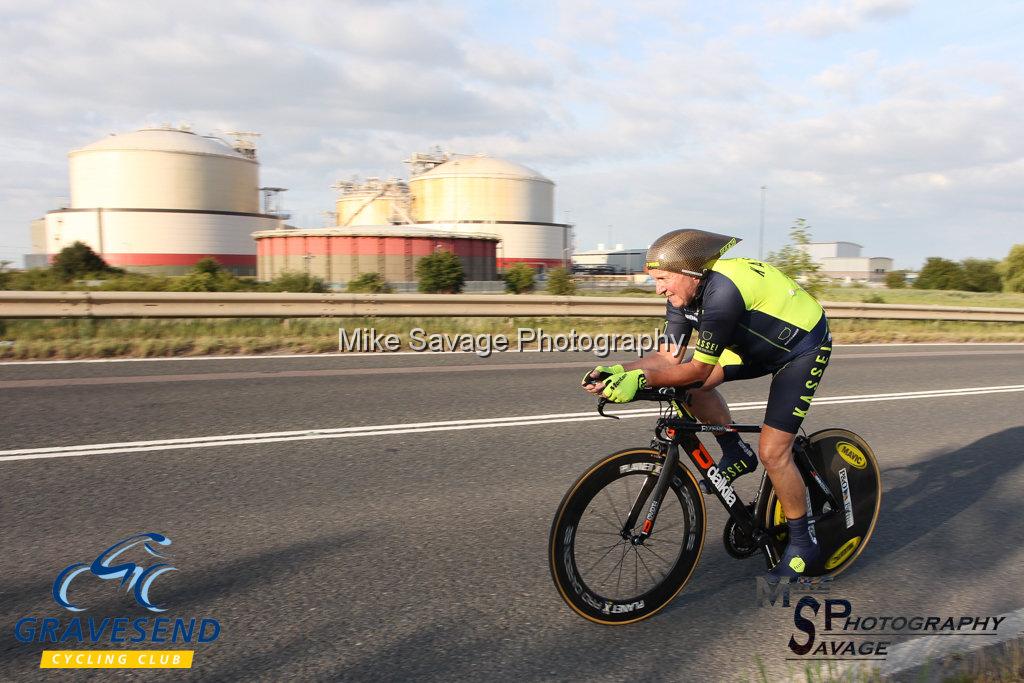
<box><xmin>602</xmin><ymin>369</ymin><xmax>648</xmax><ymax>403</ymax></box>
<box><xmin>581</xmin><ymin>364</ymin><xmax>625</xmax><ymax>386</ymax></box>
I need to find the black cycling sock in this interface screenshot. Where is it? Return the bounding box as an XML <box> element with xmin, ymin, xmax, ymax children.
<box><xmin>768</xmin><ymin>515</ymin><xmax>820</xmax><ymax>581</ymax></box>
<box><xmin>714</xmin><ymin>432</ymin><xmax>758</xmax><ymax>482</ymax></box>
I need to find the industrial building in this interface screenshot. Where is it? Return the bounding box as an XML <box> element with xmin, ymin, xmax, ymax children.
<box><xmin>27</xmin><ymin>126</ymin><xmax>283</xmax><ymax>275</ymax></box>
<box><xmin>257</xmin><ymin>150</ymin><xmax>571</xmax><ymax>285</ymax></box>
<box><xmin>798</xmin><ymin>242</ymin><xmax>894</xmax><ymax>283</ymax></box>
<box><xmin>572</xmin><ymin>244</ymin><xmax>647</xmax><ymax>274</ymax></box>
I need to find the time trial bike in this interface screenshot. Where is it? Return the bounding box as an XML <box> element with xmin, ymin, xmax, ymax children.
<box><xmin>549</xmin><ymin>380</ymin><xmax>881</xmax><ymax>625</ymax></box>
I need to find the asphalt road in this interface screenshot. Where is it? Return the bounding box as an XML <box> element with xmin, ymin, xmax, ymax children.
<box><xmin>1</xmin><ymin>344</ymin><xmax>1023</xmax><ymax>682</ymax></box>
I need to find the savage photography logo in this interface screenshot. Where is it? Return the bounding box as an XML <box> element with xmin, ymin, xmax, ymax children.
<box><xmin>756</xmin><ymin>578</ymin><xmax>1007</xmax><ymax>664</ymax></box>
<box><xmin>13</xmin><ymin>532</ymin><xmax>221</xmax><ymax>670</ymax></box>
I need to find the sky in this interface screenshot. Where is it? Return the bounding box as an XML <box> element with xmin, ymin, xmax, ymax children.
<box><xmin>1</xmin><ymin>0</ymin><xmax>1022</xmax><ymax>270</ymax></box>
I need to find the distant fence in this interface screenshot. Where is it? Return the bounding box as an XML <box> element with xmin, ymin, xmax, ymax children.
<box><xmin>2</xmin><ymin>291</ymin><xmax>1024</xmax><ymax>322</ymax></box>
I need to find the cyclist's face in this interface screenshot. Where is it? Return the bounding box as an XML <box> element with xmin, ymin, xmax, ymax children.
<box><xmin>649</xmin><ymin>269</ymin><xmax>700</xmax><ymax>307</ymax></box>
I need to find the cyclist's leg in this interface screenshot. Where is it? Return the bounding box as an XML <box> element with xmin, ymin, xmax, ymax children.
<box><xmin>689</xmin><ymin>351</ymin><xmax>769</xmax><ymax>482</ymax></box>
<box><xmin>762</xmin><ymin>342</ymin><xmax>833</xmax><ymax>579</ymax></box>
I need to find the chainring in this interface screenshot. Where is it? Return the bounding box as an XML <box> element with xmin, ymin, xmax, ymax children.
<box><xmin>723</xmin><ymin>504</ymin><xmax>760</xmax><ymax>559</ymax></box>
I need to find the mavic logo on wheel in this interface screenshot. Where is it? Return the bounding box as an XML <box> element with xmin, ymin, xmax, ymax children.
<box><xmin>836</xmin><ymin>442</ymin><xmax>867</xmax><ymax>469</ymax></box>
<box><xmin>52</xmin><ymin>533</ymin><xmax>177</xmax><ymax>613</ymax></box>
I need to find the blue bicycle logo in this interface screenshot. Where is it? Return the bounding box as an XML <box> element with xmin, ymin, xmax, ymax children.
<box><xmin>52</xmin><ymin>533</ymin><xmax>177</xmax><ymax>613</ymax></box>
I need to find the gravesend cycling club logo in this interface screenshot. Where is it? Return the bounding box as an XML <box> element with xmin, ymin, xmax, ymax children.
<box><xmin>53</xmin><ymin>533</ymin><xmax>177</xmax><ymax>613</ymax></box>
<box><xmin>12</xmin><ymin>532</ymin><xmax>221</xmax><ymax>670</ymax></box>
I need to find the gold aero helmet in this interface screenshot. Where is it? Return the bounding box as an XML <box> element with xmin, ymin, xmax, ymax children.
<box><xmin>644</xmin><ymin>229</ymin><xmax>741</xmax><ymax>277</ymax></box>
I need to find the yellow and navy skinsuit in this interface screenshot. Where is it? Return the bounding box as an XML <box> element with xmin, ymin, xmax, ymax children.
<box><xmin>665</xmin><ymin>258</ymin><xmax>832</xmax><ymax>433</ymax></box>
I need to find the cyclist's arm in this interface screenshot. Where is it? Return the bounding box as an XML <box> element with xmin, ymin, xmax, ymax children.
<box><xmin>619</xmin><ymin>301</ymin><xmax>693</xmax><ymax>372</ymax></box>
<box><xmin>645</xmin><ymin>357</ymin><xmax>715</xmax><ymax>387</ymax></box>
<box><xmin>620</xmin><ymin>342</ymin><xmax>686</xmax><ymax>373</ymax></box>
<box><xmin>647</xmin><ymin>276</ymin><xmax>742</xmax><ymax>388</ymax></box>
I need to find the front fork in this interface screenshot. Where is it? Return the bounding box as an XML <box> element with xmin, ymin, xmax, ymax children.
<box><xmin>621</xmin><ymin>441</ymin><xmax>678</xmax><ymax>544</ymax></box>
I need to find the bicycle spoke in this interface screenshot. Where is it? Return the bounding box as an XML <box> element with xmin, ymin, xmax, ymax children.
<box><xmin>580</xmin><ymin>539</ymin><xmax>628</xmax><ymax>577</ymax></box>
<box><xmin>639</xmin><ymin>542</ymin><xmax>674</xmax><ymax>568</ymax></box>
<box><xmin>596</xmin><ymin>542</ymin><xmax>631</xmax><ymax>593</ymax></box>
<box><xmin>634</xmin><ymin>544</ymin><xmax>639</xmax><ymax>593</ymax></box>
<box><xmin>651</xmin><ymin>520</ymin><xmax>682</xmax><ymax>535</ymax></box>
<box><xmin>585</xmin><ymin>510</ymin><xmax>625</xmax><ymax>533</ymax></box>
<box><xmin>603</xmin><ymin>486</ymin><xmax>625</xmax><ymax>530</ymax></box>
<box><xmin>634</xmin><ymin>546</ymin><xmax>660</xmax><ymax>584</ymax></box>
<box><xmin>615</xmin><ymin>541</ymin><xmax>629</xmax><ymax>594</ymax></box>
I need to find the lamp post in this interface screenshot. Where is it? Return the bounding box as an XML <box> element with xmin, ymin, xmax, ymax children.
<box><xmin>758</xmin><ymin>185</ymin><xmax>767</xmax><ymax>261</ymax></box>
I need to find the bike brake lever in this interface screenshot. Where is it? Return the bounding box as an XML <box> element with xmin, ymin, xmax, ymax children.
<box><xmin>597</xmin><ymin>397</ymin><xmax>620</xmax><ymax>419</ymax></box>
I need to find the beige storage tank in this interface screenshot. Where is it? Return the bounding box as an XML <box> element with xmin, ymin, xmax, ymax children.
<box><xmin>409</xmin><ymin>155</ymin><xmax>553</xmax><ymax>223</ymax></box>
<box><xmin>407</xmin><ymin>153</ymin><xmax>567</xmax><ymax>270</ymax></box>
<box><xmin>334</xmin><ymin>178</ymin><xmax>411</xmax><ymax>227</ymax></box>
<box><xmin>69</xmin><ymin>127</ymin><xmax>258</xmax><ymax>213</ymax></box>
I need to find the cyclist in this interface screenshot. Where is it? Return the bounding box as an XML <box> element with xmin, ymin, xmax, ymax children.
<box><xmin>583</xmin><ymin>228</ymin><xmax>832</xmax><ymax>581</ymax></box>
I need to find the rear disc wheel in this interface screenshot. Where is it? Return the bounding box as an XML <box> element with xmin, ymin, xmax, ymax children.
<box><xmin>760</xmin><ymin>429</ymin><xmax>882</xmax><ymax>577</ymax></box>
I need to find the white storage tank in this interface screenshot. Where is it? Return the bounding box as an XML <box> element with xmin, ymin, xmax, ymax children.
<box><xmin>69</xmin><ymin>127</ymin><xmax>259</xmax><ymax>213</ymax></box>
<box><xmin>37</xmin><ymin>126</ymin><xmax>279</xmax><ymax>275</ymax></box>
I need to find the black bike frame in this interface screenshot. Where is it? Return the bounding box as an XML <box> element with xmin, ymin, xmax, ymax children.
<box><xmin>613</xmin><ymin>396</ymin><xmax>842</xmax><ymax>569</ymax></box>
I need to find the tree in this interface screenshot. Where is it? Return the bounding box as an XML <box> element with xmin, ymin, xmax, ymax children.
<box><xmin>192</xmin><ymin>257</ymin><xmax>224</xmax><ymax>276</ymax></box>
<box><xmin>345</xmin><ymin>272</ymin><xmax>391</xmax><ymax>294</ymax></box>
<box><xmin>998</xmin><ymin>244</ymin><xmax>1024</xmax><ymax>293</ymax></box>
<box><xmin>52</xmin><ymin>241</ymin><xmax>117</xmax><ymax>280</ymax></box>
<box><xmin>914</xmin><ymin>257</ymin><xmax>966</xmax><ymax>290</ymax></box>
<box><xmin>416</xmin><ymin>250</ymin><xmax>465</xmax><ymax>293</ymax></box>
<box><xmin>766</xmin><ymin>218</ymin><xmax>824</xmax><ymax>296</ymax></box>
<box><xmin>960</xmin><ymin>258</ymin><xmax>1002</xmax><ymax>292</ymax></box>
<box><xmin>884</xmin><ymin>270</ymin><xmax>907</xmax><ymax>289</ymax></box>
<box><xmin>545</xmin><ymin>267</ymin><xmax>577</xmax><ymax>295</ymax></box>
<box><xmin>170</xmin><ymin>257</ymin><xmax>243</xmax><ymax>292</ymax></box>
<box><xmin>504</xmin><ymin>263</ymin><xmax>536</xmax><ymax>294</ymax></box>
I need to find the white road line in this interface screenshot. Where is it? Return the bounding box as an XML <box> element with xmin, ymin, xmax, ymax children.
<box><xmin>2</xmin><ymin>384</ymin><xmax>1023</xmax><ymax>463</ymax></box>
<box><xmin>3</xmin><ymin>342</ymin><xmax>1023</xmax><ymax>365</ymax></box>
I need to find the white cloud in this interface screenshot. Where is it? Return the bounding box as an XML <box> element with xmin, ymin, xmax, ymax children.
<box><xmin>769</xmin><ymin>0</ymin><xmax>915</xmax><ymax>38</ymax></box>
<box><xmin>0</xmin><ymin>1</ymin><xmax>1021</xmax><ymax>268</ymax></box>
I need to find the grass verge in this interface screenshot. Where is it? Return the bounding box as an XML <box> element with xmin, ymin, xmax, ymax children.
<box><xmin>1</xmin><ymin>317</ymin><xmax>1023</xmax><ymax>361</ymax></box>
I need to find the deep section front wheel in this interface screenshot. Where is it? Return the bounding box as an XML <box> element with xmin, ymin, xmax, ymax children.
<box><xmin>549</xmin><ymin>448</ymin><xmax>706</xmax><ymax>624</ymax></box>
<box><xmin>761</xmin><ymin>429</ymin><xmax>882</xmax><ymax>578</ymax></box>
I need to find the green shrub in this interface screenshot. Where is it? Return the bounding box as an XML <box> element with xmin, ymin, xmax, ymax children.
<box><xmin>884</xmin><ymin>271</ymin><xmax>907</xmax><ymax>289</ymax></box>
<box><xmin>416</xmin><ymin>250</ymin><xmax>465</xmax><ymax>293</ymax></box>
<box><xmin>52</xmin><ymin>241</ymin><xmax>121</xmax><ymax>280</ymax></box>
<box><xmin>2</xmin><ymin>268</ymin><xmax>67</xmax><ymax>291</ymax></box>
<box><xmin>96</xmin><ymin>273</ymin><xmax>173</xmax><ymax>291</ymax></box>
<box><xmin>1000</xmin><ymin>244</ymin><xmax>1024</xmax><ymax>292</ymax></box>
<box><xmin>914</xmin><ymin>257</ymin><xmax>966</xmax><ymax>290</ymax></box>
<box><xmin>345</xmin><ymin>272</ymin><xmax>392</xmax><ymax>294</ymax></box>
<box><xmin>862</xmin><ymin>293</ymin><xmax>885</xmax><ymax>304</ymax></box>
<box><xmin>170</xmin><ymin>258</ymin><xmax>243</xmax><ymax>292</ymax></box>
<box><xmin>266</xmin><ymin>271</ymin><xmax>328</xmax><ymax>293</ymax></box>
<box><xmin>960</xmin><ymin>258</ymin><xmax>1002</xmax><ymax>292</ymax></box>
<box><xmin>545</xmin><ymin>267</ymin><xmax>576</xmax><ymax>295</ymax></box>
<box><xmin>504</xmin><ymin>263</ymin><xmax>536</xmax><ymax>294</ymax></box>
